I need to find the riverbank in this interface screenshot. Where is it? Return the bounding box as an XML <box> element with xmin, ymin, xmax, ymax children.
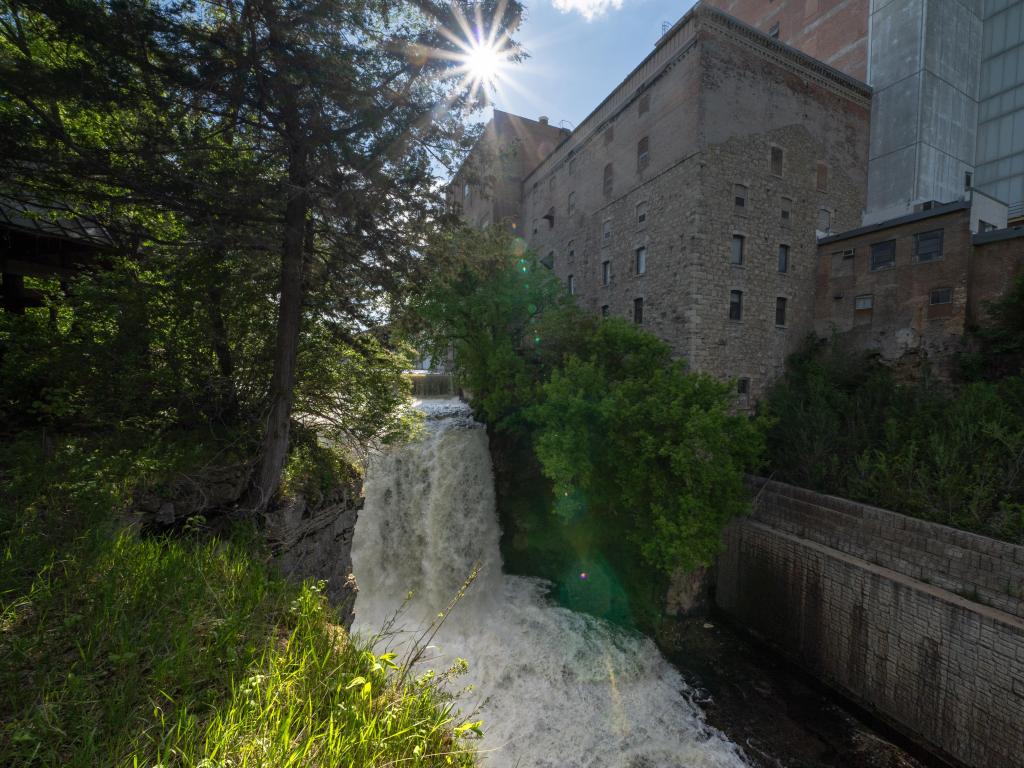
<box><xmin>658</xmin><ymin>614</ymin><xmax>943</xmax><ymax>768</ymax></box>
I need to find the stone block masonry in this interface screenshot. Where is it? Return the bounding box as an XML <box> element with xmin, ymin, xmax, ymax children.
<box><xmin>717</xmin><ymin>479</ymin><xmax>1024</xmax><ymax>768</ymax></box>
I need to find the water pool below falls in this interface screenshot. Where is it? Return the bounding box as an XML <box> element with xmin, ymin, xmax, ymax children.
<box><xmin>351</xmin><ymin>398</ymin><xmax>748</xmax><ymax>768</ymax></box>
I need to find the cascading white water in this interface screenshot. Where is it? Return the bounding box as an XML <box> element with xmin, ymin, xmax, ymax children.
<box><xmin>352</xmin><ymin>398</ymin><xmax>749</xmax><ymax>768</ymax></box>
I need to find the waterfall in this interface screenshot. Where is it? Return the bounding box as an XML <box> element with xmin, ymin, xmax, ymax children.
<box><xmin>352</xmin><ymin>398</ymin><xmax>748</xmax><ymax>768</ymax></box>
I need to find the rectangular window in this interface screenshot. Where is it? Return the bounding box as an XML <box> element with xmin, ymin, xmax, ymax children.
<box><xmin>734</xmin><ymin>184</ymin><xmax>748</xmax><ymax>210</ymax></box>
<box><xmin>816</xmin><ymin>163</ymin><xmax>829</xmax><ymax>192</ymax></box>
<box><xmin>778</xmin><ymin>244</ymin><xmax>789</xmax><ymax>273</ymax></box>
<box><xmin>568</xmin><ymin>191</ymin><xmax>576</xmax><ymax>217</ymax></box>
<box><xmin>602</xmin><ymin>260</ymin><xmax>611</xmax><ymax>285</ymax></box>
<box><xmin>737</xmin><ymin>378</ymin><xmax>750</xmax><ymax>396</ymax></box>
<box><xmin>870</xmin><ymin>240</ymin><xmax>896</xmax><ymax>271</ymax></box>
<box><xmin>780</xmin><ymin>196</ymin><xmax>792</xmax><ymax>224</ymax></box>
<box><xmin>638</xmin><ymin>94</ymin><xmax>650</xmax><ymax>115</ymax></box>
<box><xmin>633</xmin><ymin>297</ymin><xmax>644</xmax><ymax>324</ymax></box>
<box><xmin>854</xmin><ymin>294</ymin><xmax>873</xmax><ymax>310</ymax></box>
<box><xmin>601</xmin><ymin>304</ymin><xmax>610</xmax><ymax>317</ymax></box>
<box><xmin>775</xmin><ymin>297</ymin><xmax>787</xmax><ymax>326</ymax></box>
<box><xmin>768</xmin><ymin>22</ymin><xmax>780</xmax><ymax>39</ymax></box>
<box><xmin>636</xmin><ymin>201</ymin><xmax>648</xmax><ymax>226</ymax></box>
<box><xmin>965</xmin><ymin>171</ymin><xmax>973</xmax><ymax>190</ymax></box>
<box><xmin>568</xmin><ymin>239</ymin><xmax>576</xmax><ymax>262</ymax></box>
<box><xmin>930</xmin><ymin>287</ymin><xmax>952</xmax><ymax>305</ymax></box>
<box><xmin>731</xmin><ymin>235</ymin><xmax>745</xmax><ymax>265</ymax></box>
<box><xmin>603</xmin><ymin>163</ymin><xmax>614</xmax><ymax>196</ymax></box>
<box><xmin>568</xmin><ymin>275</ymin><xmax>575</xmax><ymax>295</ymax></box>
<box><xmin>771</xmin><ymin>146</ymin><xmax>784</xmax><ymax>176</ymax></box>
<box><xmin>602</xmin><ymin>219</ymin><xmax>612</xmax><ymax>243</ymax></box>
<box><xmin>635</xmin><ymin>246</ymin><xmax>647</xmax><ymax>275</ymax></box>
<box><xmin>914</xmin><ymin>229</ymin><xmax>944</xmax><ymax>262</ymax></box>
<box><xmin>729</xmin><ymin>290</ymin><xmax>743</xmax><ymax>321</ymax></box>
<box><xmin>817</xmin><ymin>208</ymin><xmax>832</xmax><ymax>232</ymax></box>
<box><xmin>637</xmin><ymin>137</ymin><xmax>650</xmax><ymax>172</ymax></box>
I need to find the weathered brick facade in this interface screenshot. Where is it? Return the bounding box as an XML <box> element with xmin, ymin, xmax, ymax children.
<box><xmin>815</xmin><ymin>198</ymin><xmax>1023</xmax><ymax>371</ymax></box>
<box><xmin>521</xmin><ymin>8</ymin><xmax>870</xmax><ymax>396</ymax></box>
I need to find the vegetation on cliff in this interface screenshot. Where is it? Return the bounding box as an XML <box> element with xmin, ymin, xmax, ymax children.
<box><xmin>761</xmin><ymin>278</ymin><xmax>1024</xmax><ymax>544</ymax></box>
<box><xmin>0</xmin><ymin>432</ymin><xmax>479</xmax><ymax>767</ymax></box>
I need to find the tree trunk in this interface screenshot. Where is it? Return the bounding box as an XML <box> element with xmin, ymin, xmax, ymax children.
<box><xmin>250</xmin><ymin>132</ymin><xmax>308</xmax><ymax>513</ymax></box>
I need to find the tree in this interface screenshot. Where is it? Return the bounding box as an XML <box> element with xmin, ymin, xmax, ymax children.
<box><xmin>1</xmin><ymin>0</ymin><xmax>522</xmax><ymax>510</ymax></box>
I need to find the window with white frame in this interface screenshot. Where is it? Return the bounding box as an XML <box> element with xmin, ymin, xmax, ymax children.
<box><xmin>635</xmin><ymin>246</ymin><xmax>647</xmax><ymax>275</ymax></box>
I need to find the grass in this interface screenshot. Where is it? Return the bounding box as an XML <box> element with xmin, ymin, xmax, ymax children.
<box><xmin>0</xmin><ymin>430</ymin><xmax>479</xmax><ymax>767</ymax></box>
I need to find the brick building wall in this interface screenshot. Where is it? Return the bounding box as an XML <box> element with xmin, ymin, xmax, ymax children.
<box><xmin>815</xmin><ymin>202</ymin><xmax>974</xmax><ymax>366</ymax></box>
<box><xmin>971</xmin><ymin>227</ymin><xmax>1024</xmax><ymax>324</ymax></box>
<box><xmin>717</xmin><ymin>479</ymin><xmax>1024</xmax><ymax>768</ymax></box>
<box><xmin>703</xmin><ymin>0</ymin><xmax>869</xmax><ymax>80</ymax></box>
<box><xmin>522</xmin><ymin>7</ymin><xmax>870</xmax><ymax>396</ymax></box>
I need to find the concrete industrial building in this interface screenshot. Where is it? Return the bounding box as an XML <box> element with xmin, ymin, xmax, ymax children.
<box><xmin>707</xmin><ymin>0</ymin><xmax>1024</xmax><ymax>221</ymax></box>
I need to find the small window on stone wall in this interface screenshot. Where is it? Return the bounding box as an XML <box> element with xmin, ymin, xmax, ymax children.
<box><xmin>567</xmin><ymin>274</ymin><xmax>575</xmax><ymax>295</ymax></box>
<box><xmin>855</xmin><ymin>294</ymin><xmax>874</xmax><ymax>310</ymax></box>
<box><xmin>734</xmin><ymin>184</ymin><xmax>748</xmax><ymax>210</ymax></box>
<box><xmin>603</xmin><ymin>218</ymin><xmax>612</xmax><ymax>243</ymax></box>
<box><xmin>602</xmin><ymin>260</ymin><xmax>611</xmax><ymax>285</ymax></box>
<box><xmin>817</xmin><ymin>163</ymin><xmax>829</xmax><ymax>192</ymax></box>
<box><xmin>637</xmin><ymin>137</ymin><xmax>650</xmax><ymax>172</ymax></box>
<box><xmin>731</xmin><ymin>235</ymin><xmax>745</xmax><ymax>265</ymax></box>
<box><xmin>601</xmin><ymin>304</ymin><xmax>610</xmax><ymax>317</ymax></box>
<box><xmin>930</xmin><ymin>287</ymin><xmax>953</xmax><ymax>305</ymax></box>
<box><xmin>568</xmin><ymin>191</ymin><xmax>576</xmax><ymax>217</ymax></box>
<box><xmin>775</xmin><ymin>297</ymin><xmax>788</xmax><ymax>327</ymax></box>
<box><xmin>568</xmin><ymin>239</ymin><xmax>576</xmax><ymax>262</ymax></box>
<box><xmin>771</xmin><ymin>146</ymin><xmax>784</xmax><ymax>176</ymax></box>
<box><xmin>636</xmin><ymin>201</ymin><xmax>648</xmax><ymax>226</ymax></box>
<box><xmin>737</xmin><ymin>378</ymin><xmax>750</xmax><ymax>397</ymax></box>
<box><xmin>780</xmin><ymin>196</ymin><xmax>792</xmax><ymax>224</ymax></box>
<box><xmin>729</xmin><ymin>290</ymin><xmax>743</xmax><ymax>320</ymax></box>
<box><xmin>635</xmin><ymin>246</ymin><xmax>647</xmax><ymax>275</ymax></box>
<box><xmin>603</xmin><ymin>163</ymin><xmax>614</xmax><ymax>196</ymax></box>
<box><xmin>633</xmin><ymin>297</ymin><xmax>644</xmax><ymax>324</ymax></box>
<box><xmin>778</xmin><ymin>244</ymin><xmax>789</xmax><ymax>273</ymax></box>
<box><xmin>817</xmin><ymin>208</ymin><xmax>832</xmax><ymax>232</ymax></box>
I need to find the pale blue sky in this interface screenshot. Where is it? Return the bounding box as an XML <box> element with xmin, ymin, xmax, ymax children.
<box><xmin>486</xmin><ymin>0</ymin><xmax>700</xmax><ymax>128</ymax></box>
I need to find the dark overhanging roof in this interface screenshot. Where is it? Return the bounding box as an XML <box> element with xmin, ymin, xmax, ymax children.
<box><xmin>0</xmin><ymin>196</ymin><xmax>112</xmax><ymax>249</ymax></box>
<box><xmin>973</xmin><ymin>225</ymin><xmax>1024</xmax><ymax>245</ymax></box>
<box><xmin>818</xmin><ymin>201</ymin><xmax>971</xmax><ymax>247</ymax></box>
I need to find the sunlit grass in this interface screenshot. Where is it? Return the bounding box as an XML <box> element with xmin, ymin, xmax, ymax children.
<box><xmin>0</xmin><ymin>433</ymin><xmax>478</xmax><ymax>767</ymax></box>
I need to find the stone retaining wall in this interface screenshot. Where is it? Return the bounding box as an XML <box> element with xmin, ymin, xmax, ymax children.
<box><xmin>717</xmin><ymin>479</ymin><xmax>1024</xmax><ymax>768</ymax></box>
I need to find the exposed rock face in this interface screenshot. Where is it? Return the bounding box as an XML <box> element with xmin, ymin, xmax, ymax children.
<box><xmin>132</xmin><ymin>463</ymin><xmax>362</xmax><ymax>631</ymax></box>
<box><xmin>665</xmin><ymin>565</ymin><xmax>714</xmax><ymax>616</ymax></box>
<box><xmin>265</xmin><ymin>486</ymin><xmax>362</xmax><ymax>630</ymax></box>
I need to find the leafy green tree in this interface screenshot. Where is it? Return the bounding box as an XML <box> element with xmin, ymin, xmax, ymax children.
<box><xmin>1</xmin><ymin>0</ymin><xmax>524</xmax><ymax>509</ymax></box>
<box><xmin>418</xmin><ymin>229</ymin><xmax>764</xmax><ymax>575</ymax></box>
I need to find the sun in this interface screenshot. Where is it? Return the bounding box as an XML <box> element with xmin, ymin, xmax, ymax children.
<box><xmin>465</xmin><ymin>40</ymin><xmax>505</xmax><ymax>87</ymax></box>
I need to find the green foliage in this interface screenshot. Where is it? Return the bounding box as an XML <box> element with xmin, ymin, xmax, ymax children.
<box><xmin>418</xmin><ymin>229</ymin><xmax>764</xmax><ymax>586</ymax></box>
<box><xmin>0</xmin><ymin>434</ymin><xmax>478</xmax><ymax>767</ymax></box>
<box><xmin>960</xmin><ymin>273</ymin><xmax>1024</xmax><ymax>381</ymax></box>
<box><xmin>762</xmin><ymin>337</ymin><xmax>1024</xmax><ymax>543</ymax></box>
<box><xmin>530</xmin><ymin>320</ymin><xmax>764</xmax><ymax>573</ymax></box>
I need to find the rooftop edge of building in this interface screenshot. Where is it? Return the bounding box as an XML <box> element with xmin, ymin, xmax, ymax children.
<box><xmin>519</xmin><ymin>2</ymin><xmax>873</xmax><ymax>187</ymax></box>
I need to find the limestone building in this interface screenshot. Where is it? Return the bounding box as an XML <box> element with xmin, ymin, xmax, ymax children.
<box><xmin>447</xmin><ymin>110</ymin><xmax>566</xmax><ymax>233</ymax></box>
<box><xmin>460</xmin><ymin>6</ymin><xmax>871</xmax><ymax>397</ymax></box>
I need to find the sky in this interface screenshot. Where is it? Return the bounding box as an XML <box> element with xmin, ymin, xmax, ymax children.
<box><xmin>483</xmin><ymin>0</ymin><xmax>700</xmax><ymax>129</ymax></box>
